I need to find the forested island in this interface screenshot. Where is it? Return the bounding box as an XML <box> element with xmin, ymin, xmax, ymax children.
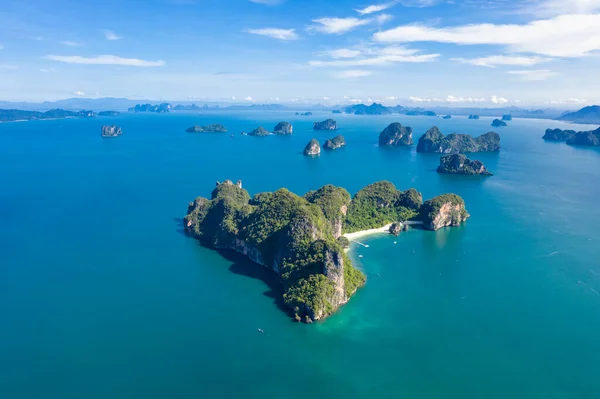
<box><xmin>417</xmin><ymin>126</ymin><xmax>500</xmax><ymax>153</ymax></box>
<box><xmin>379</xmin><ymin>123</ymin><xmax>413</xmax><ymax>146</ymax></box>
<box><xmin>323</xmin><ymin>135</ymin><xmax>346</xmax><ymax>150</ymax></box>
<box><xmin>184</xmin><ymin>180</ymin><xmax>469</xmax><ymax>322</ymax></box>
<box><xmin>0</xmin><ymin>108</ymin><xmax>96</xmax><ymax>122</ymax></box>
<box><xmin>491</xmin><ymin>119</ymin><xmax>507</xmax><ymax>127</ymax></box>
<box><xmin>437</xmin><ymin>154</ymin><xmax>492</xmax><ymax>176</ymax></box>
<box><xmin>128</xmin><ymin>103</ymin><xmax>171</xmax><ymax>113</ymax></box>
<box><xmin>543</xmin><ymin>127</ymin><xmax>600</xmax><ymax>146</ymax></box>
<box><xmin>186</xmin><ymin>124</ymin><xmax>227</xmax><ymax>133</ymax></box>
<box><xmin>556</xmin><ymin>105</ymin><xmax>600</xmax><ymax>124</ymax></box>
<box><xmin>313</xmin><ymin>119</ymin><xmax>337</xmax><ymax>131</ymax></box>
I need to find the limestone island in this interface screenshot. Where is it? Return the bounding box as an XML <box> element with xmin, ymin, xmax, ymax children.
<box><xmin>184</xmin><ymin>180</ymin><xmax>469</xmax><ymax>322</ymax></box>
<box><xmin>101</xmin><ymin>125</ymin><xmax>122</xmax><ymax>138</ymax></box>
<box><xmin>468</xmin><ymin>115</ymin><xmax>480</xmax><ymax>120</ymax></box>
<box><xmin>379</xmin><ymin>122</ymin><xmax>413</xmax><ymax>146</ymax></box>
<box><xmin>304</xmin><ymin>139</ymin><xmax>321</xmax><ymax>156</ymax></box>
<box><xmin>443</xmin><ymin>115</ymin><xmax>452</xmax><ymax>119</ymax></box>
<box><xmin>437</xmin><ymin>154</ymin><xmax>493</xmax><ymax>176</ymax></box>
<box><xmin>186</xmin><ymin>124</ymin><xmax>227</xmax><ymax>133</ymax></box>
<box><xmin>273</xmin><ymin>122</ymin><xmax>293</xmax><ymax>135</ymax></box>
<box><xmin>313</xmin><ymin>119</ymin><xmax>337</xmax><ymax>131</ymax></box>
<box><xmin>98</xmin><ymin>111</ymin><xmax>120</xmax><ymax>116</ymax></box>
<box><xmin>296</xmin><ymin>112</ymin><xmax>313</xmax><ymax>116</ymax></box>
<box><xmin>417</xmin><ymin>126</ymin><xmax>500</xmax><ymax>153</ymax></box>
<box><xmin>543</xmin><ymin>127</ymin><xmax>600</xmax><ymax>147</ymax></box>
<box><xmin>248</xmin><ymin>126</ymin><xmax>271</xmax><ymax>137</ymax></box>
<box><xmin>323</xmin><ymin>135</ymin><xmax>346</xmax><ymax>150</ymax></box>
<box><xmin>491</xmin><ymin>119</ymin><xmax>507</xmax><ymax>127</ymax></box>
<box><xmin>502</xmin><ymin>115</ymin><xmax>512</xmax><ymax>121</ymax></box>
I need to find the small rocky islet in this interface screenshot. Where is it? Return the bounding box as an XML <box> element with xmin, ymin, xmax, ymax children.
<box><xmin>101</xmin><ymin>125</ymin><xmax>122</xmax><ymax>138</ymax></box>
<box><xmin>379</xmin><ymin>122</ymin><xmax>413</xmax><ymax>146</ymax></box>
<box><xmin>468</xmin><ymin>115</ymin><xmax>480</xmax><ymax>120</ymax></box>
<box><xmin>543</xmin><ymin>127</ymin><xmax>600</xmax><ymax>146</ymax></box>
<box><xmin>323</xmin><ymin>135</ymin><xmax>346</xmax><ymax>150</ymax></box>
<box><xmin>437</xmin><ymin>154</ymin><xmax>493</xmax><ymax>176</ymax></box>
<box><xmin>313</xmin><ymin>119</ymin><xmax>337</xmax><ymax>131</ymax></box>
<box><xmin>273</xmin><ymin>121</ymin><xmax>293</xmax><ymax>135</ymax></box>
<box><xmin>416</xmin><ymin>126</ymin><xmax>500</xmax><ymax>153</ymax></box>
<box><xmin>186</xmin><ymin>124</ymin><xmax>227</xmax><ymax>133</ymax></box>
<box><xmin>303</xmin><ymin>139</ymin><xmax>321</xmax><ymax>156</ymax></box>
<box><xmin>184</xmin><ymin>180</ymin><xmax>469</xmax><ymax>322</ymax></box>
<box><xmin>248</xmin><ymin>126</ymin><xmax>271</xmax><ymax>137</ymax></box>
<box><xmin>492</xmin><ymin>119</ymin><xmax>507</xmax><ymax>127</ymax></box>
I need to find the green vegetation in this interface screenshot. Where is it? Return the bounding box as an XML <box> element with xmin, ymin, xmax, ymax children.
<box><xmin>419</xmin><ymin>194</ymin><xmax>469</xmax><ymax>228</ymax></box>
<box><xmin>186</xmin><ymin>124</ymin><xmax>227</xmax><ymax>133</ymax></box>
<box><xmin>343</xmin><ymin>181</ymin><xmax>422</xmax><ymax>233</ymax></box>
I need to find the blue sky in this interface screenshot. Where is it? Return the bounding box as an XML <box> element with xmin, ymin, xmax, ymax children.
<box><xmin>0</xmin><ymin>0</ymin><xmax>599</xmax><ymax>106</ymax></box>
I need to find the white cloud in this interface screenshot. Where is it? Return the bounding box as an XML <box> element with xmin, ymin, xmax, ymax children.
<box><xmin>451</xmin><ymin>55</ymin><xmax>551</xmax><ymax>68</ymax></box>
<box><xmin>323</xmin><ymin>96</ymin><xmax>331</xmax><ymax>100</ymax></box>
<box><xmin>490</xmin><ymin>95</ymin><xmax>509</xmax><ymax>104</ymax></box>
<box><xmin>59</xmin><ymin>40</ymin><xmax>82</xmax><ymax>46</ymax></box>
<box><xmin>74</xmin><ymin>91</ymin><xmax>85</xmax><ymax>96</ymax></box>
<box><xmin>355</xmin><ymin>2</ymin><xmax>396</xmax><ymax>15</ymax></box>
<box><xmin>39</xmin><ymin>68</ymin><xmax>55</xmax><ymax>73</ymax></box>
<box><xmin>104</xmin><ymin>30</ymin><xmax>122</xmax><ymax>40</ymax></box>
<box><xmin>310</xmin><ymin>17</ymin><xmax>371</xmax><ymax>34</ymax></box>
<box><xmin>309</xmin><ymin>46</ymin><xmax>438</xmax><ymax>66</ymax></box>
<box><xmin>374</xmin><ymin>14</ymin><xmax>600</xmax><ymax>57</ymax></box>
<box><xmin>322</xmin><ymin>48</ymin><xmax>363</xmax><ymax>58</ymax></box>
<box><xmin>231</xmin><ymin>96</ymin><xmax>236</xmax><ymax>100</ymax></box>
<box><xmin>374</xmin><ymin>13</ymin><xmax>394</xmax><ymax>24</ymax></box>
<box><xmin>246</xmin><ymin>28</ymin><xmax>298</xmax><ymax>40</ymax></box>
<box><xmin>545</xmin><ymin>98</ymin><xmax>588</xmax><ymax>104</ymax></box>
<box><xmin>46</xmin><ymin>55</ymin><xmax>165</xmax><ymax>67</ymax></box>
<box><xmin>244</xmin><ymin>96</ymin><xmax>253</xmax><ymax>101</ymax></box>
<box><xmin>344</xmin><ymin>96</ymin><xmax>363</xmax><ymax>104</ymax></box>
<box><xmin>337</xmin><ymin>70</ymin><xmax>373</xmax><ymax>78</ymax></box>
<box><xmin>398</xmin><ymin>0</ymin><xmax>443</xmax><ymax>7</ymax></box>
<box><xmin>527</xmin><ymin>0</ymin><xmax>600</xmax><ymax>17</ymax></box>
<box><xmin>507</xmin><ymin>69</ymin><xmax>559</xmax><ymax>81</ymax></box>
<box><xmin>409</xmin><ymin>95</ymin><xmax>490</xmax><ymax>103</ymax></box>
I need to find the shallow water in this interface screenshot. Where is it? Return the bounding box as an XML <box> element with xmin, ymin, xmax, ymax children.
<box><xmin>1</xmin><ymin>111</ymin><xmax>599</xmax><ymax>398</ymax></box>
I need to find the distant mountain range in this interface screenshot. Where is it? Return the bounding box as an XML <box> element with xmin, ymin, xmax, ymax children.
<box><xmin>0</xmin><ymin>109</ymin><xmax>98</xmax><ymax>122</ymax></box>
<box><xmin>556</xmin><ymin>106</ymin><xmax>600</xmax><ymax>124</ymax></box>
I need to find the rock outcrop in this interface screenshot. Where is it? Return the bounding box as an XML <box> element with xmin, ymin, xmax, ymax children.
<box><xmin>491</xmin><ymin>119</ymin><xmax>507</xmax><ymax>127</ymax></box>
<box><xmin>128</xmin><ymin>103</ymin><xmax>171</xmax><ymax>113</ymax></box>
<box><xmin>323</xmin><ymin>135</ymin><xmax>346</xmax><ymax>150</ymax></box>
<box><xmin>101</xmin><ymin>125</ymin><xmax>122</xmax><ymax>138</ymax></box>
<box><xmin>468</xmin><ymin>115</ymin><xmax>480</xmax><ymax>120</ymax></box>
<box><xmin>502</xmin><ymin>115</ymin><xmax>512</xmax><ymax>121</ymax></box>
<box><xmin>304</xmin><ymin>139</ymin><xmax>321</xmax><ymax>156</ymax></box>
<box><xmin>378</xmin><ymin>123</ymin><xmax>413</xmax><ymax>146</ymax></box>
<box><xmin>296</xmin><ymin>112</ymin><xmax>313</xmax><ymax>116</ymax></box>
<box><xmin>543</xmin><ymin>127</ymin><xmax>600</xmax><ymax>146</ymax></box>
<box><xmin>98</xmin><ymin>111</ymin><xmax>120</xmax><ymax>116</ymax></box>
<box><xmin>420</xmin><ymin>194</ymin><xmax>470</xmax><ymax>231</ymax></box>
<box><xmin>443</xmin><ymin>115</ymin><xmax>452</xmax><ymax>119</ymax></box>
<box><xmin>389</xmin><ymin>222</ymin><xmax>405</xmax><ymax>236</ymax></box>
<box><xmin>186</xmin><ymin>124</ymin><xmax>227</xmax><ymax>133</ymax></box>
<box><xmin>416</xmin><ymin>126</ymin><xmax>500</xmax><ymax>153</ymax></box>
<box><xmin>437</xmin><ymin>154</ymin><xmax>493</xmax><ymax>176</ymax></box>
<box><xmin>248</xmin><ymin>126</ymin><xmax>270</xmax><ymax>136</ymax></box>
<box><xmin>273</xmin><ymin>122</ymin><xmax>293</xmax><ymax>135</ymax></box>
<box><xmin>313</xmin><ymin>119</ymin><xmax>337</xmax><ymax>131</ymax></box>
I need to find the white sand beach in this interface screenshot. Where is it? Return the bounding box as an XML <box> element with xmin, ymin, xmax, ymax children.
<box><xmin>343</xmin><ymin>224</ymin><xmax>393</xmax><ymax>241</ymax></box>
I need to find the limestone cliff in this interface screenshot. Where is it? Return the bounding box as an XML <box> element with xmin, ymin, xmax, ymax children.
<box><xmin>273</xmin><ymin>122</ymin><xmax>293</xmax><ymax>135</ymax></box>
<box><xmin>304</xmin><ymin>139</ymin><xmax>321</xmax><ymax>155</ymax></box>
<box><xmin>378</xmin><ymin>123</ymin><xmax>413</xmax><ymax>146</ymax></box>
<box><xmin>437</xmin><ymin>154</ymin><xmax>493</xmax><ymax>176</ymax></box>
<box><xmin>419</xmin><ymin>194</ymin><xmax>470</xmax><ymax>231</ymax></box>
<box><xmin>101</xmin><ymin>125</ymin><xmax>122</xmax><ymax>138</ymax></box>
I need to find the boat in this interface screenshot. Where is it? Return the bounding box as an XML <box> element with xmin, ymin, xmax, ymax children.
<box><xmin>258</xmin><ymin>328</ymin><xmax>264</xmax><ymax>333</ymax></box>
<box><xmin>359</xmin><ymin>255</ymin><xmax>364</xmax><ymax>258</ymax></box>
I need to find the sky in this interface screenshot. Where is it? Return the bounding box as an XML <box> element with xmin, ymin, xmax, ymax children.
<box><xmin>0</xmin><ymin>0</ymin><xmax>599</xmax><ymax>106</ymax></box>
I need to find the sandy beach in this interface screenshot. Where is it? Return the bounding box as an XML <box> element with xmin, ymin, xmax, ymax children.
<box><xmin>343</xmin><ymin>224</ymin><xmax>393</xmax><ymax>241</ymax></box>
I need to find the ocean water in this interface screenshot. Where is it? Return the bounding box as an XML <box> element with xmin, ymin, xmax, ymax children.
<box><xmin>1</xmin><ymin>111</ymin><xmax>600</xmax><ymax>398</ymax></box>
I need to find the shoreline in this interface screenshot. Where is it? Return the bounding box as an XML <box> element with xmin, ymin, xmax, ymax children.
<box><xmin>343</xmin><ymin>224</ymin><xmax>393</xmax><ymax>241</ymax></box>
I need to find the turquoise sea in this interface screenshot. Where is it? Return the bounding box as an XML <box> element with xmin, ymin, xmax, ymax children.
<box><xmin>1</xmin><ymin>111</ymin><xmax>600</xmax><ymax>398</ymax></box>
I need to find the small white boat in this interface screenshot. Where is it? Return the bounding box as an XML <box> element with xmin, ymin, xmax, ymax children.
<box><xmin>359</xmin><ymin>255</ymin><xmax>364</xmax><ymax>258</ymax></box>
<box><xmin>257</xmin><ymin>328</ymin><xmax>264</xmax><ymax>333</ymax></box>
<box><xmin>393</xmin><ymin>241</ymin><xmax>397</xmax><ymax>244</ymax></box>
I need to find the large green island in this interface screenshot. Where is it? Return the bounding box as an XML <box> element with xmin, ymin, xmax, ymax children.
<box><xmin>184</xmin><ymin>180</ymin><xmax>469</xmax><ymax>322</ymax></box>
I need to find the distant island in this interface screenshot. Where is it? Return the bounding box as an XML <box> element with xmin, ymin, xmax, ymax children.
<box><xmin>437</xmin><ymin>154</ymin><xmax>493</xmax><ymax>176</ymax></box>
<box><xmin>128</xmin><ymin>103</ymin><xmax>171</xmax><ymax>113</ymax></box>
<box><xmin>273</xmin><ymin>122</ymin><xmax>293</xmax><ymax>135</ymax></box>
<box><xmin>405</xmin><ymin>110</ymin><xmax>437</xmax><ymax>116</ymax></box>
<box><xmin>502</xmin><ymin>115</ymin><xmax>512</xmax><ymax>121</ymax></box>
<box><xmin>173</xmin><ymin>104</ymin><xmax>202</xmax><ymax>111</ymax></box>
<box><xmin>332</xmin><ymin>110</ymin><xmax>342</xmax><ymax>114</ymax></box>
<box><xmin>248</xmin><ymin>126</ymin><xmax>270</xmax><ymax>137</ymax></box>
<box><xmin>98</xmin><ymin>111</ymin><xmax>120</xmax><ymax>116</ymax></box>
<box><xmin>491</xmin><ymin>119</ymin><xmax>507</xmax><ymax>127</ymax></box>
<box><xmin>379</xmin><ymin>123</ymin><xmax>413</xmax><ymax>146</ymax></box>
<box><xmin>468</xmin><ymin>115</ymin><xmax>480</xmax><ymax>120</ymax></box>
<box><xmin>186</xmin><ymin>124</ymin><xmax>227</xmax><ymax>133</ymax></box>
<box><xmin>443</xmin><ymin>115</ymin><xmax>452</xmax><ymax>119</ymax></box>
<box><xmin>184</xmin><ymin>180</ymin><xmax>469</xmax><ymax>322</ymax></box>
<box><xmin>313</xmin><ymin>119</ymin><xmax>337</xmax><ymax>131</ymax></box>
<box><xmin>101</xmin><ymin>125</ymin><xmax>122</xmax><ymax>138</ymax></box>
<box><xmin>344</xmin><ymin>103</ymin><xmax>396</xmax><ymax>115</ymax></box>
<box><xmin>556</xmin><ymin>105</ymin><xmax>600</xmax><ymax>124</ymax></box>
<box><xmin>304</xmin><ymin>139</ymin><xmax>321</xmax><ymax>156</ymax></box>
<box><xmin>323</xmin><ymin>135</ymin><xmax>346</xmax><ymax>150</ymax></box>
<box><xmin>417</xmin><ymin>126</ymin><xmax>500</xmax><ymax>153</ymax></box>
<box><xmin>0</xmin><ymin>108</ymin><xmax>98</xmax><ymax>122</ymax></box>
<box><xmin>543</xmin><ymin>127</ymin><xmax>600</xmax><ymax>146</ymax></box>
<box><xmin>296</xmin><ymin>112</ymin><xmax>313</xmax><ymax>116</ymax></box>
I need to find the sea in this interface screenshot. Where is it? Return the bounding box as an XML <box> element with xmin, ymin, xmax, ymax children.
<box><xmin>1</xmin><ymin>111</ymin><xmax>600</xmax><ymax>398</ymax></box>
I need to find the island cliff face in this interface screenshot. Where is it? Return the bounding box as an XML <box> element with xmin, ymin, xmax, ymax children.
<box><xmin>304</xmin><ymin>139</ymin><xmax>321</xmax><ymax>155</ymax></box>
<box><xmin>323</xmin><ymin>135</ymin><xmax>346</xmax><ymax>150</ymax></box>
<box><xmin>420</xmin><ymin>194</ymin><xmax>470</xmax><ymax>231</ymax></box>
<box><xmin>313</xmin><ymin>119</ymin><xmax>337</xmax><ymax>131</ymax></box>
<box><xmin>543</xmin><ymin>127</ymin><xmax>600</xmax><ymax>146</ymax></box>
<box><xmin>416</xmin><ymin>126</ymin><xmax>500</xmax><ymax>153</ymax></box>
<box><xmin>184</xmin><ymin>180</ymin><xmax>468</xmax><ymax>321</ymax></box>
<box><xmin>273</xmin><ymin>122</ymin><xmax>293</xmax><ymax>135</ymax></box>
<box><xmin>101</xmin><ymin>125</ymin><xmax>122</xmax><ymax>138</ymax></box>
<box><xmin>378</xmin><ymin>123</ymin><xmax>413</xmax><ymax>146</ymax></box>
<box><xmin>248</xmin><ymin>127</ymin><xmax>270</xmax><ymax>136</ymax></box>
<box><xmin>437</xmin><ymin>154</ymin><xmax>492</xmax><ymax>176</ymax></box>
<box><xmin>491</xmin><ymin>119</ymin><xmax>507</xmax><ymax>127</ymax></box>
